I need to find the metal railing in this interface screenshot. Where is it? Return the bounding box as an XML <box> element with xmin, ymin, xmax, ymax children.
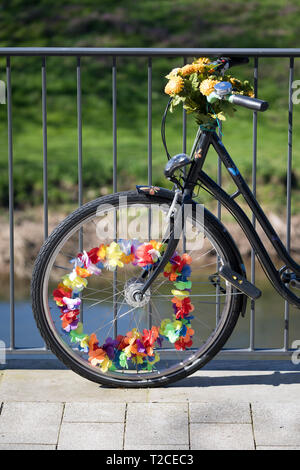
<box><xmin>1</xmin><ymin>47</ymin><xmax>299</xmax><ymax>359</ymax></box>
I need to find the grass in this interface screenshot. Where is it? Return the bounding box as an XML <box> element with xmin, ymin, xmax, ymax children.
<box><xmin>0</xmin><ymin>0</ymin><xmax>300</xmax><ymax>214</ymax></box>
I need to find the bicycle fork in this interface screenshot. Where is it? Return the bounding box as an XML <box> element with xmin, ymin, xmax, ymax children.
<box><xmin>139</xmin><ymin>189</ymin><xmax>189</xmax><ymax>295</ymax></box>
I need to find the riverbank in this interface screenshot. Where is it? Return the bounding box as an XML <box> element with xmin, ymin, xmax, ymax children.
<box><xmin>1</xmin><ymin>206</ymin><xmax>300</xmax><ymax>282</ymax></box>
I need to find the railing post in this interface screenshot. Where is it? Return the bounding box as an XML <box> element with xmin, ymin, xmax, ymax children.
<box><xmin>6</xmin><ymin>56</ymin><xmax>15</xmax><ymax>350</ymax></box>
<box><xmin>284</xmin><ymin>57</ymin><xmax>294</xmax><ymax>351</ymax></box>
<box><xmin>250</xmin><ymin>57</ymin><xmax>258</xmax><ymax>351</ymax></box>
<box><xmin>42</xmin><ymin>57</ymin><xmax>48</xmax><ymax>240</ymax></box>
<box><xmin>112</xmin><ymin>56</ymin><xmax>118</xmax><ymax>338</ymax></box>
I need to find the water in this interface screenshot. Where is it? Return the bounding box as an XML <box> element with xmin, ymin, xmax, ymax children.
<box><xmin>1</xmin><ymin>279</ymin><xmax>300</xmax><ymax>354</ymax></box>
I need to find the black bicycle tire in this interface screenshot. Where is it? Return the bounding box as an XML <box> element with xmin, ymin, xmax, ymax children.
<box><xmin>32</xmin><ymin>190</ymin><xmax>243</xmax><ymax>388</ymax></box>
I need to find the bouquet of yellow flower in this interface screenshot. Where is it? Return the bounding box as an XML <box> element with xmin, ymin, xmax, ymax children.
<box><xmin>164</xmin><ymin>57</ymin><xmax>254</xmax><ymax>126</ymax></box>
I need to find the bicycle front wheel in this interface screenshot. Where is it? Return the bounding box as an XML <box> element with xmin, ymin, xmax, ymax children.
<box><xmin>32</xmin><ymin>190</ymin><xmax>242</xmax><ymax>387</ymax></box>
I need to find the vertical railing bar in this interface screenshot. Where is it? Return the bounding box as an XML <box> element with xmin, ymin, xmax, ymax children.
<box><xmin>6</xmin><ymin>56</ymin><xmax>15</xmax><ymax>350</ymax></box>
<box><xmin>77</xmin><ymin>56</ymin><xmax>83</xmax><ymax>323</ymax></box>
<box><xmin>182</xmin><ymin>57</ymin><xmax>187</xmax><ymax>253</ymax></box>
<box><xmin>41</xmin><ymin>56</ymin><xmax>49</xmax><ymax>350</ymax></box>
<box><xmin>216</xmin><ymin>124</ymin><xmax>222</xmax><ymax>324</ymax></box>
<box><xmin>250</xmin><ymin>57</ymin><xmax>258</xmax><ymax>351</ymax></box>
<box><xmin>42</xmin><ymin>57</ymin><xmax>48</xmax><ymax>240</ymax></box>
<box><xmin>112</xmin><ymin>56</ymin><xmax>118</xmax><ymax>338</ymax></box>
<box><xmin>113</xmin><ymin>57</ymin><xmax>117</xmax><ymax>194</ymax></box>
<box><xmin>77</xmin><ymin>58</ymin><xmax>83</xmax><ymax>216</ymax></box>
<box><xmin>147</xmin><ymin>57</ymin><xmax>153</xmax><ymax>329</ymax></box>
<box><xmin>284</xmin><ymin>56</ymin><xmax>294</xmax><ymax>350</ymax></box>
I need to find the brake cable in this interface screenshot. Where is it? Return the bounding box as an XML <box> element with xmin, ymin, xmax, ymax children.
<box><xmin>161</xmin><ymin>97</ymin><xmax>173</xmax><ymax>160</ymax></box>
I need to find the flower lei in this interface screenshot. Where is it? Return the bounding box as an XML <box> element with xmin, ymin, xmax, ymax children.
<box><xmin>164</xmin><ymin>57</ymin><xmax>254</xmax><ymax>126</ymax></box>
<box><xmin>52</xmin><ymin>239</ymin><xmax>195</xmax><ymax>373</ymax></box>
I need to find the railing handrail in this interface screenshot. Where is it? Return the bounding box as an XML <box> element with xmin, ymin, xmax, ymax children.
<box><xmin>0</xmin><ymin>47</ymin><xmax>300</xmax><ymax>57</ymax></box>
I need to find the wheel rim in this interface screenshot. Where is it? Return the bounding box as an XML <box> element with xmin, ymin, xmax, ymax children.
<box><xmin>41</xmin><ymin>200</ymin><xmax>236</xmax><ymax>382</ymax></box>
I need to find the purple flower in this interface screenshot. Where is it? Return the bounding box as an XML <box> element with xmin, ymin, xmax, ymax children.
<box><xmin>136</xmin><ymin>339</ymin><xmax>146</xmax><ymax>354</ymax></box>
<box><xmin>63</xmin><ymin>319</ymin><xmax>79</xmax><ymax>332</ymax></box>
<box><xmin>102</xmin><ymin>337</ymin><xmax>119</xmax><ymax>360</ymax></box>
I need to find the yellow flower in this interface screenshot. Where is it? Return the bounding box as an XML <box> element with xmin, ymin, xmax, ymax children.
<box><xmin>193</xmin><ymin>57</ymin><xmax>210</xmax><ymax>65</ymax></box>
<box><xmin>165</xmin><ymin>67</ymin><xmax>181</xmax><ymax>79</ymax></box>
<box><xmin>106</xmin><ymin>241</ymin><xmax>124</xmax><ymax>270</ymax></box>
<box><xmin>62</xmin><ymin>270</ymin><xmax>88</xmax><ymax>292</ymax></box>
<box><xmin>164</xmin><ymin>76</ymin><xmax>184</xmax><ymax>96</ymax></box>
<box><xmin>100</xmin><ymin>356</ymin><xmax>112</xmax><ymax>373</ymax></box>
<box><xmin>171</xmin><ymin>289</ymin><xmax>190</xmax><ymax>299</ymax></box>
<box><xmin>229</xmin><ymin>77</ymin><xmax>242</xmax><ymax>87</ymax></box>
<box><xmin>149</xmin><ymin>240</ymin><xmax>162</xmax><ymax>251</ymax></box>
<box><xmin>180</xmin><ymin>64</ymin><xmax>198</xmax><ymax>76</ymax></box>
<box><xmin>199</xmin><ymin>79</ymin><xmax>220</xmax><ymax>96</ymax></box>
<box><xmin>247</xmin><ymin>91</ymin><xmax>255</xmax><ymax>98</ymax></box>
<box><xmin>193</xmin><ymin>62</ymin><xmax>207</xmax><ymax>73</ymax></box>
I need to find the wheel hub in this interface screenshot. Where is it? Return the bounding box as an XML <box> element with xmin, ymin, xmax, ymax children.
<box><xmin>124</xmin><ymin>278</ymin><xmax>151</xmax><ymax>308</ymax></box>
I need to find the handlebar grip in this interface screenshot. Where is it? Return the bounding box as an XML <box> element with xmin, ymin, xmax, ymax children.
<box><xmin>228</xmin><ymin>57</ymin><xmax>249</xmax><ymax>68</ymax></box>
<box><xmin>218</xmin><ymin>56</ymin><xmax>249</xmax><ymax>68</ymax></box>
<box><xmin>230</xmin><ymin>94</ymin><xmax>269</xmax><ymax>112</ymax></box>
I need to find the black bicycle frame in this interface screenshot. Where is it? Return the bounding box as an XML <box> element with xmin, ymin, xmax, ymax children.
<box><xmin>141</xmin><ymin>129</ymin><xmax>300</xmax><ymax>309</ymax></box>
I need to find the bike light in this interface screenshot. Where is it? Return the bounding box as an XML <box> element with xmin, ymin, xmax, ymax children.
<box><xmin>214</xmin><ymin>81</ymin><xmax>232</xmax><ymax>97</ymax></box>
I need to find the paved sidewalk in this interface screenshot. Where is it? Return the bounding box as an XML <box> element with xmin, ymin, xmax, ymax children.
<box><xmin>1</xmin><ymin>363</ymin><xmax>300</xmax><ymax>450</ymax></box>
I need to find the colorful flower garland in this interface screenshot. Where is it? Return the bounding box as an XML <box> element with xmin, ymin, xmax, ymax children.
<box><xmin>52</xmin><ymin>240</ymin><xmax>194</xmax><ymax>373</ymax></box>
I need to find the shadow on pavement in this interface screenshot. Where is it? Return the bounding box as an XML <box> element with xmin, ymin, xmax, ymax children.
<box><xmin>173</xmin><ymin>369</ymin><xmax>300</xmax><ymax>388</ymax></box>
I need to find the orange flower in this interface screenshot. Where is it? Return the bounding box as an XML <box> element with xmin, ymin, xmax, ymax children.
<box><xmin>97</xmin><ymin>244</ymin><xmax>107</xmax><ymax>261</ymax></box>
<box><xmin>76</xmin><ymin>266</ymin><xmax>92</xmax><ymax>278</ymax></box>
<box><xmin>120</xmin><ymin>252</ymin><xmax>135</xmax><ymax>264</ymax></box>
<box><xmin>164</xmin><ymin>76</ymin><xmax>184</xmax><ymax>96</ymax></box>
<box><xmin>88</xmin><ymin>333</ymin><xmax>99</xmax><ymax>352</ymax></box>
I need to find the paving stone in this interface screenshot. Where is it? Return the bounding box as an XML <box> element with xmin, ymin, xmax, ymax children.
<box><xmin>190</xmin><ymin>402</ymin><xmax>251</xmax><ymax>423</ymax></box>
<box><xmin>125</xmin><ymin>403</ymin><xmax>189</xmax><ymax>447</ymax></box>
<box><xmin>0</xmin><ymin>443</ymin><xmax>56</xmax><ymax>450</ymax></box>
<box><xmin>257</xmin><ymin>446</ymin><xmax>300</xmax><ymax>450</ymax></box>
<box><xmin>190</xmin><ymin>423</ymin><xmax>255</xmax><ymax>450</ymax></box>
<box><xmin>63</xmin><ymin>402</ymin><xmax>126</xmax><ymax>423</ymax></box>
<box><xmin>125</xmin><ymin>444</ymin><xmax>190</xmax><ymax>450</ymax></box>
<box><xmin>58</xmin><ymin>422</ymin><xmax>123</xmax><ymax>450</ymax></box>
<box><xmin>0</xmin><ymin>370</ymin><xmax>148</xmax><ymax>403</ymax></box>
<box><xmin>0</xmin><ymin>402</ymin><xmax>63</xmax><ymax>444</ymax></box>
<box><xmin>252</xmin><ymin>402</ymin><xmax>300</xmax><ymax>446</ymax></box>
<box><xmin>148</xmin><ymin>370</ymin><xmax>300</xmax><ymax>403</ymax></box>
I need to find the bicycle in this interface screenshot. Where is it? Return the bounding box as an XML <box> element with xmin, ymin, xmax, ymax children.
<box><xmin>32</xmin><ymin>56</ymin><xmax>300</xmax><ymax>388</ymax></box>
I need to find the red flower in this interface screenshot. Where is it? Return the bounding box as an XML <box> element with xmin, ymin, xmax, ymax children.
<box><xmin>174</xmin><ymin>327</ymin><xmax>194</xmax><ymax>350</ymax></box>
<box><xmin>172</xmin><ymin>297</ymin><xmax>194</xmax><ymax>319</ymax></box>
<box><xmin>174</xmin><ymin>253</ymin><xmax>192</xmax><ymax>273</ymax></box>
<box><xmin>60</xmin><ymin>309</ymin><xmax>79</xmax><ymax>329</ymax></box>
<box><xmin>117</xmin><ymin>334</ymin><xmax>129</xmax><ymax>351</ymax></box>
<box><xmin>53</xmin><ymin>284</ymin><xmax>72</xmax><ymax>305</ymax></box>
<box><xmin>136</xmin><ymin>243</ymin><xmax>157</xmax><ymax>267</ymax></box>
<box><xmin>174</xmin><ymin>337</ymin><xmax>193</xmax><ymax>350</ymax></box>
<box><xmin>142</xmin><ymin>326</ymin><xmax>159</xmax><ymax>348</ymax></box>
<box><xmin>87</xmin><ymin>247</ymin><xmax>100</xmax><ymax>264</ymax></box>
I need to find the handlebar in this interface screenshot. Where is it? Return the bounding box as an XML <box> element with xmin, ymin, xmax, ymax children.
<box><xmin>209</xmin><ymin>56</ymin><xmax>250</xmax><ymax>73</ymax></box>
<box><xmin>222</xmin><ymin>56</ymin><xmax>250</xmax><ymax>68</ymax></box>
<box><xmin>230</xmin><ymin>94</ymin><xmax>268</xmax><ymax>112</ymax></box>
<box><xmin>208</xmin><ymin>81</ymin><xmax>269</xmax><ymax>112</ymax></box>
